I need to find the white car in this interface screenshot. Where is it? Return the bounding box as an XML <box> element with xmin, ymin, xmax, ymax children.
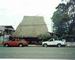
<box><xmin>42</xmin><ymin>38</ymin><xmax>66</xmax><ymax>47</ymax></box>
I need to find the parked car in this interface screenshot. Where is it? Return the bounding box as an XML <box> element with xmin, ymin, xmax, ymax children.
<box><xmin>3</xmin><ymin>39</ymin><xmax>28</xmax><ymax>47</ymax></box>
<box><xmin>42</xmin><ymin>38</ymin><xmax>66</xmax><ymax>47</ymax></box>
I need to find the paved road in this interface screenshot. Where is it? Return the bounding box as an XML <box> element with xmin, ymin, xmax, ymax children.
<box><xmin>0</xmin><ymin>47</ymin><xmax>75</xmax><ymax>59</ymax></box>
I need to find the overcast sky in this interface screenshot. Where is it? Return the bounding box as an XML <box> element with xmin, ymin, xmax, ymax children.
<box><xmin>0</xmin><ymin>0</ymin><xmax>61</xmax><ymax>32</ymax></box>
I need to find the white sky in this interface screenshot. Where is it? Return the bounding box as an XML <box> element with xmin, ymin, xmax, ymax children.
<box><xmin>0</xmin><ymin>0</ymin><xmax>61</xmax><ymax>32</ymax></box>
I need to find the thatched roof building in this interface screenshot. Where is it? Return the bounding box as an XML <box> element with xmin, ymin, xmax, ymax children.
<box><xmin>14</xmin><ymin>16</ymin><xmax>48</xmax><ymax>37</ymax></box>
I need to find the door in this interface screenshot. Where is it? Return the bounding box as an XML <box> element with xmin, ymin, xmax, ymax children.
<box><xmin>9</xmin><ymin>40</ymin><xmax>18</xmax><ymax>46</ymax></box>
<box><xmin>47</xmin><ymin>39</ymin><xmax>55</xmax><ymax>45</ymax></box>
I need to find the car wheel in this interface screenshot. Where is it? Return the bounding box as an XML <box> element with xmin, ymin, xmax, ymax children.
<box><xmin>4</xmin><ymin>44</ymin><xmax>9</xmax><ymax>47</ymax></box>
<box><xmin>57</xmin><ymin>44</ymin><xmax>61</xmax><ymax>47</ymax></box>
<box><xmin>18</xmin><ymin>44</ymin><xmax>23</xmax><ymax>47</ymax></box>
<box><xmin>43</xmin><ymin>44</ymin><xmax>47</xmax><ymax>47</ymax></box>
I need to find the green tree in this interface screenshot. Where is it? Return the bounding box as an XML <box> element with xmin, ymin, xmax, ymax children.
<box><xmin>52</xmin><ymin>3</ymin><xmax>70</xmax><ymax>37</ymax></box>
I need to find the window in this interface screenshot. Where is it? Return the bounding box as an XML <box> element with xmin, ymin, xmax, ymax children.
<box><xmin>49</xmin><ymin>39</ymin><xmax>53</xmax><ymax>41</ymax></box>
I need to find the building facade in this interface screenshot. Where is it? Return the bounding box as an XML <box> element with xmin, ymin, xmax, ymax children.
<box><xmin>0</xmin><ymin>26</ymin><xmax>15</xmax><ymax>42</ymax></box>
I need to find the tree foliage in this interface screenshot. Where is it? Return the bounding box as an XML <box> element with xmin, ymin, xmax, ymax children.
<box><xmin>52</xmin><ymin>3</ymin><xmax>70</xmax><ymax>37</ymax></box>
<box><xmin>52</xmin><ymin>0</ymin><xmax>75</xmax><ymax>40</ymax></box>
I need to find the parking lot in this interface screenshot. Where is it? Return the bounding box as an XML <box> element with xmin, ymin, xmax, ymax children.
<box><xmin>0</xmin><ymin>46</ymin><xmax>75</xmax><ymax>59</ymax></box>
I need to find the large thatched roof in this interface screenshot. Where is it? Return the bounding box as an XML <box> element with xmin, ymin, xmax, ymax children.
<box><xmin>14</xmin><ymin>16</ymin><xmax>48</xmax><ymax>37</ymax></box>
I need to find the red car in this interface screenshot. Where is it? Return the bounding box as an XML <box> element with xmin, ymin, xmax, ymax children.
<box><xmin>3</xmin><ymin>39</ymin><xmax>28</xmax><ymax>47</ymax></box>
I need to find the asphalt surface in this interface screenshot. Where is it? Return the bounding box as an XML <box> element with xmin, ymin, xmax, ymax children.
<box><xmin>0</xmin><ymin>46</ymin><xmax>75</xmax><ymax>59</ymax></box>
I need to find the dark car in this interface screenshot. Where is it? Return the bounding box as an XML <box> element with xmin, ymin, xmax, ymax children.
<box><xmin>3</xmin><ymin>39</ymin><xmax>28</xmax><ymax>47</ymax></box>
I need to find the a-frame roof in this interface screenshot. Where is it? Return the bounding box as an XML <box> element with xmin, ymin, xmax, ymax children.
<box><xmin>14</xmin><ymin>16</ymin><xmax>48</xmax><ymax>37</ymax></box>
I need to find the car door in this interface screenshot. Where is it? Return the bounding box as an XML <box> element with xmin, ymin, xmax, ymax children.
<box><xmin>9</xmin><ymin>39</ymin><xmax>18</xmax><ymax>46</ymax></box>
<box><xmin>47</xmin><ymin>39</ymin><xmax>55</xmax><ymax>45</ymax></box>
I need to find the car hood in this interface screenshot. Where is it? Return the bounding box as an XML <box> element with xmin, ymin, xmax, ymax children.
<box><xmin>42</xmin><ymin>41</ymin><xmax>48</xmax><ymax>43</ymax></box>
